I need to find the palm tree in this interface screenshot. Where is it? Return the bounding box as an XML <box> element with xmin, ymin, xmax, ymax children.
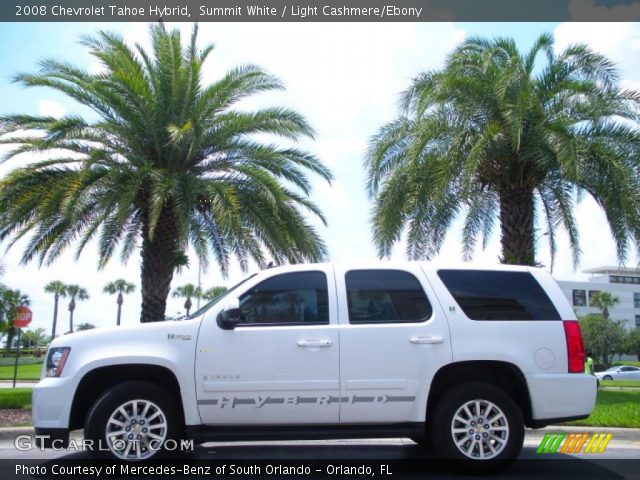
<box><xmin>172</xmin><ymin>284</ymin><xmax>202</xmax><ymax>318</ymax></box>
<box><xmin>0</xmin><ymin>23</ymin><xmax>331</xmax><ymax>323</ymax></box>
<box><xmin>366</xmin><ymin>33</ymin><xmax>640</xmax><ymax>268</ymax></box>
<box><xmin>44</xmin><ymin>281</ymin><xmax>67</xmax><ymax>339</ymax></box>
<box><xmin>66</xmin><ymin>285</ymin><xmax>89</xmax><ymax>333</ymax></box>
<box><xmin>589</xmin><ymin>291</ymin><xmax>620</xmax><ymax>320</ymax></box>
<box><xmin>1</xmin><ymin>289</ymin><xmax>29</xmax><ymax>355</ymax></box>
<box><xmin>103</xmin><ymin>279</ymin><xmax>136</xmax><ymax>326</ymax></box>
<box><xmin>203</xmin><ymin>286</ymin><xmax>228</xmax><ymax>301</ymax></box>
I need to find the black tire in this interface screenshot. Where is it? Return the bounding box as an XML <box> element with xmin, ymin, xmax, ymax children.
<box><xmin>84</xmin><ymin>381</ymin><xmax>181</xmax><ymax>461</ymax></box>
<box><xmin>603</xmin><ymin>375</ymin><xmax>613</xmax><ymax>381</ymax></box>
<box><xmin>430</xmin><ymin>382</ymin><xmax>524</xmax><ymax>472</ymax></box>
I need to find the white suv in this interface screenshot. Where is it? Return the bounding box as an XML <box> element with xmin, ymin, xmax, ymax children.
<box><xmin>33</xmin><ymin>262</ymin><xmax>596</xmax><ymax>468</ymax></box>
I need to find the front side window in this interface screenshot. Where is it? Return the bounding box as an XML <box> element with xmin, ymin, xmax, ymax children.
<box><xmin>237</xmin><ymin>271</ymin><xmax>329</xmax><ymax>326</ymax></box>
<box><xmin>345</xmin><ymin>270</ymin><xmax>432</xmax><ymax>324</ymax></box>
<box><xmin>437</xmin><ymin>270</ymin><xmax>561</xmax><ymax>321</ymax></box>
<box><xmin>573</xmin><ymin>290</ymin><xmax>586</xmax><ymax>307</ymax></box>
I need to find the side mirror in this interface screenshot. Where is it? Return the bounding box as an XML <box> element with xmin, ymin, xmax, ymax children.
<box><xmin>217</xmin><ymin>298</ymin><xmax>242</xmax><ymax>330</ymax></box>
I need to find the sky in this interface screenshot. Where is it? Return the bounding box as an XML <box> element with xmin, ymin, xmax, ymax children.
<box><xmin>0</xmin><ymin>21</ymin><xmax>639</xmax><ymax>334</ymax></box>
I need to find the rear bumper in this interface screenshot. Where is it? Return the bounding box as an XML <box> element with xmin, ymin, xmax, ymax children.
<box><xmin>527</xmin><ymin>373</ymin><xmax>597</xmax><ymax>421</ymax></box>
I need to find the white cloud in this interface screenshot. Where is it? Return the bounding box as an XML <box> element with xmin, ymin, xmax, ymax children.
<box><xmin>553</xmin><ymin>23</ymin><xmax>640</xmax><ymax>84</ymax></box>
<box><xmin>38</xmin><ymin>99</ymin><xmax>65</xmax><ymax>119</ymax></box>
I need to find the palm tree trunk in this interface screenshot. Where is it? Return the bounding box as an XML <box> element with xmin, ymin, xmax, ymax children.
<box><xmin>51</xmin><ymin>293</ymin><xmax>59</xmax><ymax>339</ymax></box>
<box><xmin>498</xmin><ymin>186</ymin><xmax>535</xmax><ymax>266</ymax></box>
<box><xmin>140</xmin><ymin>205</ymin><xmax>179</xmax><ymax>323</ymax></box>
<box><xmin>4</xmin><ymin>327</ymin><xmax>15</xmax><ymax>357</ymax></box>
<box><xmin>116</xmin><ymin>299</ymin><xmax>122</xmax><ymax>326</ymax></box>
<box><xmin>69</xmin><ymin>301</ymin><xmax>75</xmax><ymax>333</ymax></box>
<box><xmin>185</xmin><ymin>297</ymin><xmax>192</xmax><ymax>318</ymax></box>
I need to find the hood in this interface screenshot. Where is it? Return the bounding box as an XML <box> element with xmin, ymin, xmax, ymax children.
<box><xmin>49</xmin><ymin>317</ymin><xmax>202</xmax><ymax>350</ymax></box>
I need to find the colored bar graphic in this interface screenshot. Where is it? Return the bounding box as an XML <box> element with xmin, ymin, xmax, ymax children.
<box><xmin>537</xmin><ymin>433</ymin><xmax>612</xmax><ymax>454</ymax></box>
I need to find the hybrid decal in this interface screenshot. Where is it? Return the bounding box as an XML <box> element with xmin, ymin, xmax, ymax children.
<box><xmin>198</xmin><ymin>394</ymin><xmax>416</xmax><ymax>408</ymax></box>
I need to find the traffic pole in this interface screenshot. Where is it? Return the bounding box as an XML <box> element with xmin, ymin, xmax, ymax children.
<box><xmin>12</xmin><ymin>328</ymin><xmax>22</xmax><ymax>388</ymax></box>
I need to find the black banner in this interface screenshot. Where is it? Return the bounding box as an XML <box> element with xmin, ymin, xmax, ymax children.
<box><xmin>3</xmin><ymin>0</ymin><xmax>640</xmax><ymax>22</ymax></box>
<box><xmin>2</xmin><ymin>458</ymin><xmax>640</xmax><ymax>480</ymax></box>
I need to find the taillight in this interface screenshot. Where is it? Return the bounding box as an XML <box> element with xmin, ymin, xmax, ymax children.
<box><xmin>563</xmin><ymin>320</ymin><xmax>585</xmax><ymax>373</ymax></box>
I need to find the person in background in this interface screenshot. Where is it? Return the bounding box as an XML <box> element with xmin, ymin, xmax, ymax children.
<box><xmin>584</xmin><ymin>352</ymin><xmax>594</xmax><ymax>375</ymax></box>
<box><xmin>585</xmin><ymin>352</ymin><xmax>598</xmax><ymax>387</ymax></box>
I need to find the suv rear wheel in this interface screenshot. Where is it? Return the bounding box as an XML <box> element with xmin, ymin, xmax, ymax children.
<box><xmin>85</xmin><ymin>381</ymin><xmax>180</xmax><ymax>461</ymax></box>
<box><xmin>430</xmin><ymin>382</ymin><xmax>524</xmax><ymax>470</ymax></box>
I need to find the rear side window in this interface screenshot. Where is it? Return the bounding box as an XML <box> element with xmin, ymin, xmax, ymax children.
<box><xmin>346</xmin><ymin>270</ymin><xmax>432</xmax><ymax>323</ymax></box>
<box><xmin>437</xmin><ymin>270</ymin><xmax>561</xmax><ymax>321</ymax></box>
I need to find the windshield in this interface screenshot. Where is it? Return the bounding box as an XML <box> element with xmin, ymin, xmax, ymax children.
<box><xmin>183</xmin><ymin>273</ymin><xmax>257</xmax><ymax>320</ymax></box>
<box><xmin>606</xmin><ymin>367</ymin><xmax>619</xmax><ymax>371</ymax></box>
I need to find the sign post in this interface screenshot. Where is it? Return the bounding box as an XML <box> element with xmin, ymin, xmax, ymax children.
<box><xmin>12</xmin><ymin>306</ymin><xmax>32</xmax><ymax>388</ymax></box>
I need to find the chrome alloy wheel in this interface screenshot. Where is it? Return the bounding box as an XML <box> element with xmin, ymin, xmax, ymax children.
<box><xmin>450</xmin><ymin>399</ymin><xmax>509</xmax><ymax>460</ymax></box>
<box><xmin>105</xmin><ymin>399</ymin><xmax>168</xmax><ymax>460</ymax></box>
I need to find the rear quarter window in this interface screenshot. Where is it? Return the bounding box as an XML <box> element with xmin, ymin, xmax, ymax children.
<box><xmin>437</xmin><ymin>269</ymin><xmax>561</xmax><ymax>321</ymax></box>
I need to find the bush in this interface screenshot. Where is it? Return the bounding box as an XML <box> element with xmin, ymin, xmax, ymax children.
<box><xmin>0</xmin><ymin>356</ymin><xmax>44</xmax><ymax>366</ymax></box>
<box><xmin>579</xmin><ymin>314</ymin><xmax>626</xmax><ymax>365</ymax></box>
<box><xmin>613</xmin><ymin>360</ymin><xmax>640</xmax><ymax>367</ymax></box>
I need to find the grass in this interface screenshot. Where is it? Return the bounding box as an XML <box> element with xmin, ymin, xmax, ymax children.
<box><xmin>0</xmin><ymin>388</ymin><xmax>32</xmax><ymax>409</ymax></box>
<box><xmin>564</xmin><ymin>389</ymin><xmax>640</xmax><ymax>428</ymax></box>
<box><xmin>600</xmin><ymin>380</ymin><xmax>640</xmax><ymax>388</ymax></box>
<box><xmin>613</xmin><ymin>361</ymin><xmax>640</xmax><ymax>367</ymax></box>
<box><xmin>0</xmin><ymin>363</ymin><xmax>41</xmax><ymax>380</ymax></box>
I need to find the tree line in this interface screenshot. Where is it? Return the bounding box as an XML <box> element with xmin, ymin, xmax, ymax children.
<box><xmin>0</xmin><ymin>274</ymin><xmax>227</xmax><ymax>349</ymax></box>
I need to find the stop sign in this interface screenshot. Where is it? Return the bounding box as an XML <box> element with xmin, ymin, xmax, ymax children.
<box><xmin>13</xmin><ymin>306</ymin><xmax>32</xmax><ymax>328</ymax></box>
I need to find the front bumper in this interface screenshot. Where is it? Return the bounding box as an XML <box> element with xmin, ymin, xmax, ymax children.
<box><xmin>32</xmin><ymin>376</ymin><xmax>76</xmax><ymax>430</ymax></box>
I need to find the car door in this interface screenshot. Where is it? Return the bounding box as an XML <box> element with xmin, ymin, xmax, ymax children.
<box><xmin>620</xmin><ymin>366</ymin><xmax>640</xmax><ymax>380</ymax></box>
<box><xmin>195</xmin><ymin>265</ymin><xmax>340</xmax><ymax>425</ymax></box>
<box><xmin>335</xmin><ymin>264</ymin><xmax>452</xmax><ymax>423</ymax></box>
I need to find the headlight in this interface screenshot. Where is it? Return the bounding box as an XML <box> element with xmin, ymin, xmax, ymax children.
<box><xmin>46</xmin><ymin>347</ymin><xmax>70</xmax><ymax>377</ymax></box>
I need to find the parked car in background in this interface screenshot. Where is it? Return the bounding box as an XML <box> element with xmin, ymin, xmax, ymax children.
<box><xmin>595</xmin><ymin>365</ymin><xmax>640</xmax><ymax>381</ymax></box>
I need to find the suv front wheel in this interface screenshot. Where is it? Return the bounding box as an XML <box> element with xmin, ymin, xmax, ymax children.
<box><xmin>430</xmin><ymin>382</ymin><xmax>524</xmax><ymax>470</ymax></box>
<box><xmin>84</xmin><ymin>381</ymin><xmax>180</xmax><ymax>461</ymax></box>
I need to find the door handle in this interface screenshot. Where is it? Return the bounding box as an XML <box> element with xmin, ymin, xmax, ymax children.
<box><xmin>297</xmin><ymin>339</ymin><xmax>332</xmax><ymax>348</ymax></box>
<box><xmin>409</xmin><ymin>335</ymin><xmax>443</xmax><ymax>345</ymax></box>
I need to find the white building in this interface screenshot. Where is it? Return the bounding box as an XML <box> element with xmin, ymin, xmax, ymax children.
<box><xmin>557</xmin><ymin>266</ymin><xmax>640</xmax><ymax>330</ymax></box>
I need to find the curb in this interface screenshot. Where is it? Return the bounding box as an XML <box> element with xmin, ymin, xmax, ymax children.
<box><xmin>0</xmin><ymin>427</ymin><xmax>33</xmax><ymax>442</ymax></box>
